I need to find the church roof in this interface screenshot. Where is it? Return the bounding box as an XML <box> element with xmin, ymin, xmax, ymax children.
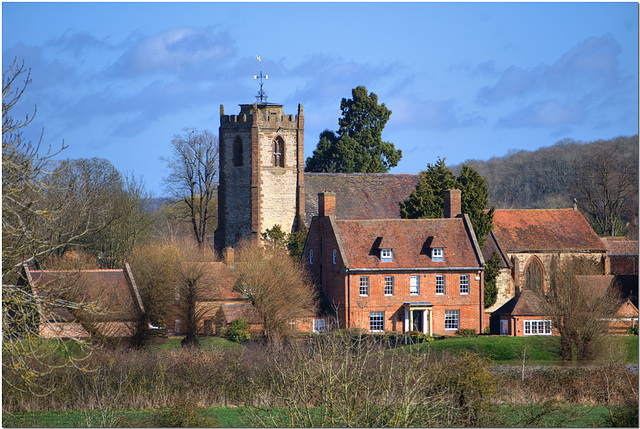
<box><xmin>601</xmin><ymin>237</ymin><xmax>639</xmax><ymax>256</ymax></box>
<box><xmin>303</xmin><ymin>173</ymin><xmax>419</xmax><ymax>225</ymax></box>
<box><xmin>491</xmin><ymin>209</ymin><xmax>606</xmax><ymax>253</ymax></box>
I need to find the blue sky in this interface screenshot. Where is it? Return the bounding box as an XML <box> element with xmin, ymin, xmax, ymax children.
<box><xmin>3</xmin><ymin>2</ymin><xmax>638</xmax><ymax>196</ymax></box>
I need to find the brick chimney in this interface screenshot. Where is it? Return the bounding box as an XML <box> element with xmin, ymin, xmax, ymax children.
<box><xmin>443</xmin><ymin>189</ymin><xmax>462</xmax><ymax>218</ymax></box>
<box><xmin>222</xmin><ymin>247</ymin><xmax>234</xmax><ymax>266</ymax></box>
<box><xmin>318</xmin><ymin>192</ymin><xmax>336</xmax><ymax>217</ymax></box>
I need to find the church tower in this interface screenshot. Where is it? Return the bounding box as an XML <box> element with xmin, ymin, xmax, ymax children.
<box><xmin>215</xmin><ymin>101</ymin><xmax>305</xmax><ymax>251</ymax></box>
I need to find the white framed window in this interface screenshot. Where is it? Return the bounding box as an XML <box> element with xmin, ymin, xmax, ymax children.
<box><xmin>313</xmin><ymin>318</ymin><xmax>326</xmax><ymax>333</ymax></box>
<box><xmin>370</xmin><ymin>311</ymin><xmax>384</xmax><ymax>332</ymax></box>
<box><xmin>444</xmin><ymin>310</ymin><xmax>459</xmax><ymax>330</ymax></box>
<box><xmin>524</xmin><ymin>320</ymin><xmax>552</xmax><ymax>335</ymax></box>
<box><xmin>384</xmin><ymin>276</ymin><xmax>394</xmax><ymax>295</ymax></box>
<box><xmin>333</xmin><ymin>249</ymin><xmax>337</xmax><ymax>264</ymax></box>
<box><xmin>359</xmin><ymin>276</ymin><xmax>370</xmax><ymax>296</ymax></box>
<box><xmin>309</xmin><ymin>249</ymin><xmax>313</xmax><ymax>265</ymax></box>
<box><xmin>460</xmin><ymin>275</ymin><xmax>470</xmax><ymax>294</ymax></box>
<box><xmin>381</xmin><ymin>248</ymin><xmax>393</xmax><ymax>262</ymax></box>
<box><xmin>431</xmin><ymin>248</ymin><xmax>444</xmax><ymax>261</ymax></box>
<box><xmin>410</xmin><ymin>275</ymin><xmax>420</xmax><ymax>295</ymax></box>
<box><xmin>436</xmin><ymin>275</ymin><xmax>446</xmax><ymax>294</ymax></box>
<box><xmin>175</xmin><ymin>285</ymin><xmax>180</xmax><ymax>301</ymax></box>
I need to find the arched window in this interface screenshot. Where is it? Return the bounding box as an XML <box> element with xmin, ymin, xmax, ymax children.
<box><xmin>233</xmin><ymin>136</ymin><xmax>243</xmax><ymax>167</ymax></box>
<box><xmin>273</xmin><ymin>137</ymin><xmax>284</xmax><ymax>167</ymax></box>
<box><xmin>525</xmin><ymin>256</ymin><xmax>544</xmax><ymax>292</ymax></box>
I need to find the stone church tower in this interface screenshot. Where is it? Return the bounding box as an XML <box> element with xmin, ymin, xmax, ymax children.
<box><xmin>215</xmin><ymin>102</ymin><xmax>305</xmax><ymax>251</ymax></box>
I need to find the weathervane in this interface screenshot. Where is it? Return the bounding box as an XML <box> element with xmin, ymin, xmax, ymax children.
<box><xmin>254</xmin><ymin>55</ymin><xmax>268</xmax><ymax>103</ymax></box>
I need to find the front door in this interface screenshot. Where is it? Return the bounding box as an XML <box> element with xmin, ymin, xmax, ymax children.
<box><xmin>412</xmin><ymin>310</ymin><xmax>423</xmax><ymax>333</ymax></box>
<box><xmin>500</xmin><ymin>319</ymin><xmax>509</xmax><ymax>335</ymax></box>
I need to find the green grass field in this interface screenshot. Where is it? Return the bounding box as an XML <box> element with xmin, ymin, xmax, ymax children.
<box><xmin>415</xmin><ymin>334</ymin><xmax>638</xmax><ymax>363</ymax></box>
<box><xmin>4</xmin><ymin>404</ymin><xmax>634</xmax><ymax>428</ymax></box>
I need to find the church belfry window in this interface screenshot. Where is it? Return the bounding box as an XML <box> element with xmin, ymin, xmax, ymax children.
<box><xmin>273</xmin><ymin>136</ymin><xmax>284</xmax><ymax>167</ymax></box>
<box><xmin>233</xmin><ymin>136</ymin><xmax>243</xmax><ymax>167</ymax></box>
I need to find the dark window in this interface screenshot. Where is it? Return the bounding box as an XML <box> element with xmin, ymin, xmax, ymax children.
<box><xmin>525</xmin><ymin>257</ymin><xmax>544</xmax><ymax>291</ymax></box>
<box><xmin>233</xmin><ymin>136</ymin><xmax>243</xmax><ymax>166</ymax></box>
<box><xmin>273</xmin><ymin>137</ymin><xmax>284</xmax><ymax>167</ymax></box>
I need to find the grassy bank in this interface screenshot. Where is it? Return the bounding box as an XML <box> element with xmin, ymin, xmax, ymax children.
<box><xmin>416</xmin><ymin>334</ymin><xmax>639</xmax><ymax>363</ymax></box>
<box><xmin>4</xmin><ymin>404</ymin><xmax>636</xmax><ymax>428</ymax></box>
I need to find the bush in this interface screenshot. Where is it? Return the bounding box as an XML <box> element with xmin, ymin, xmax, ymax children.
<box><xmin>408</xmin><ymin>331</ymin><xmax>434</xmax><ymax>343</ymax></box>
<box><xmin>225</xmin><ymin>318</ymin><xmax>251</xmax><ymax>343</ymax></box>
<box><xmin>152</xmin><ymin>400</ymin><xmax>217</xmax><ymax>427</ymax></box>
<box><xmin>456</xmin><ymin>328</ymin><xmax>477</xmax><ymax>337</ymax></box>
<box><xmin>625</xmin><ymin>326</ymin><xmax>638</xmax><ymax>335</ymax></box>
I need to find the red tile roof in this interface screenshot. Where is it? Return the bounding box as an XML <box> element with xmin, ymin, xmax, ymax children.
<box><xmin>493</xmin><ymin>290</ymin><xmax>546</xmax><ymax>316</ymax></box>
<box><xmin>27</xmin><ymin>268</ymin><xmax>142</xmax><ymax>322</ymax></box>
<box><xmin>304</xmin><ymin>173</ymin><xmax>419</xmax><ymax>225</ymax></box>
<box><xmin>601</xmin><ymin>238</ymin><xmax>639</xmax><ymax>256</ymax></box>
<box><xmin>491</xmin><ymin>209</ymin><xmax>606</xmax><ymax>253</ymax></box>
<box><xmin>333</xmin><ymin>217</ymin><xmax>483</xmax><ymax>270</ymax></box>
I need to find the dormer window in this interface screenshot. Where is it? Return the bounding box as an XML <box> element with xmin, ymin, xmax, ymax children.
<box><xmin>431</xmin><ymin>247</ymin><xmax>444</xmax><ymax>261</ymax></box>
<box><xmin>381</xmin><ymin>248</ymin><xmax>393</xmax><ymax>262</ymax></box>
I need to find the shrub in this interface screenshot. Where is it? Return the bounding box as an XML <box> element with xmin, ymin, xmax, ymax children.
<box><xmin>625</xmin><ymin>326</ymin><xmax>638</xmax><ymax>335</ymax></box>
<box><xmin>408</xmin><ymin>331</ymin><xmax>434</xmax><ymax>343</ymax></box>
<box><xmin>225</xmin><ymin>318</ymin><xmax>251</xmax><ymax>343</ymax></box>
<box><xmin>152</xmin><ymin>399</ymin><xmax>217</xmax><ymax>427</ymax></box>
<box><xmin>456</xmin><ymin>328</ymin><xmax>477</xmax><ymax>337</ymax></box>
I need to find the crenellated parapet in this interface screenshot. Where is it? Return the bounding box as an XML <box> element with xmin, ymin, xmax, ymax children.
<box><xmin>220</xmin><ymin>103</ymin><xmax>302</xmax><ymax>126</ymax></box>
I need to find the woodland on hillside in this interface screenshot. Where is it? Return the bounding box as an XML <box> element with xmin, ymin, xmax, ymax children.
<box><xmin>452</xmin><ymin>135</ymin><xmax>639</xmax><ymax>239</ymax></box>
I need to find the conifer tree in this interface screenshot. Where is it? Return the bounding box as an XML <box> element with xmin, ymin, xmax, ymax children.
<box><xmin>305</xmin><ymin>86</ymin><xmax>402</xmax><ymax>173</ymax></box>
<box><xmin>400</xmin><ymin>159</ymin><xmax>494</xmax><ymax>247</ymax></box>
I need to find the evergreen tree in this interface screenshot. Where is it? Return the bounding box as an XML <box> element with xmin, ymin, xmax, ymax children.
<box><xmin>305</xmin><ymin>86</ymin><xmax>402</xmax><ymax>173</ymax></box>
<box><xmin>483</xmin><ymin>253</ymin><xmax>501</xmax><ymax>308</ymax></box>
<box><xmin>400</xmin><ymin>158</ymin><xmax>494</xmax><ymax>247</ymax></box>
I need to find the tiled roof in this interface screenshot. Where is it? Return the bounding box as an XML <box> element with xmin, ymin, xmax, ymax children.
<box><xmin>601</xmin><ymin>238</ymin><xmax>639</xmax><ymax>256</ymax></box>
<box><xmin>27</xmin><ymin>268</ymin><xmax>142</xmax><ymax>322</ymax></box>
<box><xmin>481</xmin><ymin>232</ymin><xmax>511</xmax><ymax>269</ymax></box>
<box><xmin>220</xmin><ymin>303</ymin><xmax>261</xmax><ymax>324</ymax></box>
<box><xmin>304</xmin><ymin>173</ymin><xmax>419</xmax><ymax>225</ymax></box>
<box><xmin>333</xmin><ymin>217</ymin><xmax>483</xmax><ymax>270</ymax></box>
<box><xmin>493</xmin><ymin>290</ymin><xmax>546</xmax><ymax>316</ymax></box>
<box><xmin>491</xmin><ymin>209</ymin><xmax>606</xmax><ymax>253</ymax></box>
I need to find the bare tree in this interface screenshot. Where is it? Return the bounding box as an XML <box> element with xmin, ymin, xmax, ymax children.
<box><xmin>162</xmin><ymin>128</ymin><xmax>219</xmax><ymax>247</ymax></box>
<box><xmin>574</xmin><ymin>138</ymin><xmax>639</xmax><ymax>237</ymax></box>
<box><xmin>2</xmin><ymin>59</ymin><xmax>105</xmax><ymax>393</ymax></box>
<box><xmin>233</xmin><ymin>241</ymin><xmax>318</xmax><ymax>345</ymax></box>
<box><xmin>536</xmin><ymin>257</ymin><xmax>620</xmax><ymax>361</ymax></box>
<box><xmin>170</xmin><ymin>238</ymin><xmax>222</xmax><ymax>347</ymax></box>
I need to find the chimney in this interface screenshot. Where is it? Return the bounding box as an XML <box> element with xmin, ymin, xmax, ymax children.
<box><xmin>443</xmin><ymin>189</ymin><xmax>462</xmax><ymax>218</ymax></box>
<box><xmin>222</xmin><ymin>247</ymin><xmax>234</xmax><ymax>266</ymax></box>
<box><xmin>318</xmin><ymin>192</ymin><xmax>336</xmax><ymax>217</ymax></box>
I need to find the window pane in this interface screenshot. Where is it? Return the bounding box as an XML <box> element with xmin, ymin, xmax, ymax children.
<box><xmin>360</xmin><ymin>276</ymin><xmax>369</xmax><ymax>296</ymax></box>
<box><xmin>385</xmin><ymin>276</ymin><xmax>394</xmax><ymax>295</ymax></box>
<box><xmin>410</xmin><ymin>275</ymin><xmax>420</xmax><ymax>295</ymax></box>
<box><xmin>370</xmin><ymin>311</ymin><xmax>384</xmax><ymax>332</ymax></box>
<box><xmin>444</xmin><ymin>310</ymin><xmax>459</xmax><ymax>330</ymax></box>
<box><xmin>460</xmin><ymin>275</ymin><xmax>469</xmax><ymax>294</ymax></box>
<box><xmin>436</xmin><ymin>275</ymin><xmax>445</xmax><ymax>294</ymax></box>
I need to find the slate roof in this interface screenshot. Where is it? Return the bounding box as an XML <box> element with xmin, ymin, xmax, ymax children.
<box><xmin>332</xmin><ymin>216</ymin><xmax>483</xmax><ymax>270</ymax></box>
<box><xmin>303</xmin><ymin>173</ymin><xmax>419</xmax><ymax>225</ymax></box>
<box><xmin>491</xmin><ymin>209</ymin><xmax>606</xmax><ymax>253</ymax></box>
<box><xmin>601</xmin><ymin>238</ymin><xmax>639</xmax><ymax>256</ymax></box>
<box><xmin>26</xmin><ymin>266</ymin><xmax>143</xmax><ymax>323</ymax></box>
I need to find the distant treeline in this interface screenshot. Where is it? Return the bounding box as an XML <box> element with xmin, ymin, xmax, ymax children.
<box><xmin>453</xmin><ymin>135</ymin><xmax>639</xmax><ymax>237</ymax></box>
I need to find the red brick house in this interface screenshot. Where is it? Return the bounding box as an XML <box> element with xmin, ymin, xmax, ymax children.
<box><xmin>303</xmin><ymin>190</ymin><xmax>485</xmax><ymax>335</ymax></box>
<box><xmin>19</xmin><ymin>264</ymin><xmax>145</xmax><ymax>339</ymax></box>
<box><xmin>494</xmin><ymin>275</ymin><xmax>638</xmax><ymax>336</ymax></box>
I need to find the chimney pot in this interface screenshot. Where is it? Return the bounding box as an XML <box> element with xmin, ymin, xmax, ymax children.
<box><xmin>222</xmin><ymin>247</ymin><xmax>234</xmax><ymax>266</ymax></box>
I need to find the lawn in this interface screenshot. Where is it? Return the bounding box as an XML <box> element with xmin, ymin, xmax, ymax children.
<box><xmin>415</xmin><ymin>334</ymin><xmax>638</xmax><ymax>363</ymax></box>
<box><xmin>4</xmin><ymin>404</ymin><xmax>634</xmax><ymax>428</ymax></box>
